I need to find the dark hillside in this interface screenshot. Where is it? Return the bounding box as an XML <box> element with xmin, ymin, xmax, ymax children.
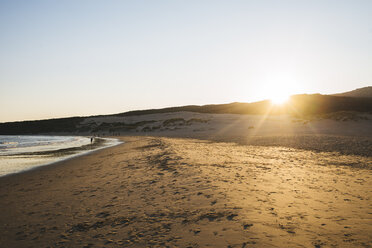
<box><xmin>0</xmin><ymin>117</ymin><xmax>84</xmax><ymax>135</ymax></box>
<box><xmin>288</xmin><ymin>94</ymin><xmax>372</xmax><ymax>116</ymax></box>
<box><xmin>113</xmin><ymin>100</ymin><xmax>273</xmax><ymax>117</ymax></box>
<box><xmin>332</xmin><ymin>86</ymin><xmax>372</xmax><ymax>98</ymax></box>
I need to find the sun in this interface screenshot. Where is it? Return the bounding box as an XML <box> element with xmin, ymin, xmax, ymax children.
<box><xmin>270</xmin><ymin>93</ymin><xmax>290</xmax><ymax>105</ymax></box>
<box><xmin>260</xmin><ymin>74</ymin><xmax>301</xmax><ymax>105</ymax></box>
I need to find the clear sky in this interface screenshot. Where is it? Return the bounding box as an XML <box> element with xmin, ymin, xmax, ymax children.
<box><xmin>1</xmin><ymin>0</ymin><xmax>371</xmax><ymax>122</ymax></box>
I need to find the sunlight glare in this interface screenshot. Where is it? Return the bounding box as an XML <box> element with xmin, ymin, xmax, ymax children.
<box><xmin>261</xmin><ymin>73</ymin><xmax>301</xmax><ymax>105</ymax></box>
<box><xmin>270</xmin><ymin>93</ymin><xmax>290</xmax><ymax>105</ymax></box>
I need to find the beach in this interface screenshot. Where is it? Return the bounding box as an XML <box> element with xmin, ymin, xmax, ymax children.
<box><xmin>0</xmin><ymin>135</ymin><xmax>371</xmax><ymax>247</ymax></box>
<box><xmin>1</xmin><ymin>1</ymin><xmax>371</xmax><ymax>247</ymax></box>
<box><xmin>0</xmin><ymin>136</ymin><xmax>121</xmax><ymax>177</ymax></box>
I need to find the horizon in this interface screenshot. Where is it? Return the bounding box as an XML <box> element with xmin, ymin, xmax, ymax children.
<box><xmin>1</xmin><ymin>1</ymin><xmax>372</xmax><ymax>122</ymax></box>
<box><xmin>1</xmin><ymin>88</ymin><xmax>372</xmax><ymax>123</ymax></box>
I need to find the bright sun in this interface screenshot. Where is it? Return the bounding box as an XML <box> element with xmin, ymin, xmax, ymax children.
<box><xmin>261</xmin><ymin>76</ymin><xmax>300</xmax><ymax>105</ymax></box>
<box><xmin>270</xmin><ymin>93</ymin><xmax>290</xmax><ymax>105</ymax></box>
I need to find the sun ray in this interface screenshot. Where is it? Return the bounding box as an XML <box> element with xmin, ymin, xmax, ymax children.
<box><xmin>285</xmin><ymin>97</ymin><xmax>320</xmax><ymax>135</ymax></box>
<box><xmin>270</xmin><ymin>94</ymin><xmax>290</xmax><ymax>105</ymax></box>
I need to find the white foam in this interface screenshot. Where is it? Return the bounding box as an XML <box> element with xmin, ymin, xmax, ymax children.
<box><xmin>0</xmin><ymin>136</ymin><xmax>122</xmax><ymax>177</ymax></box>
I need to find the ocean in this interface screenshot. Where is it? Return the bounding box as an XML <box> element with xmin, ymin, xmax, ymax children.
<box><xmin>0</xmin><ymin>135</ymin><xmax>121</xmax><ymax>177</ymax></box>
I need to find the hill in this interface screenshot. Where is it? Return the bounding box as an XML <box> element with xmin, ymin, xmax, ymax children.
<box><xmin>0</xmin><ymin>92</ymin><xmax>372</xmax><ymax>135</ymax></box>
<box><xmin>332</xmin><ymin>86</ymin><xmax>372</xmax><ymax>98</ymax></box>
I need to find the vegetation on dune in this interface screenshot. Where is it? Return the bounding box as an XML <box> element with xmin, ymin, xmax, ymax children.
<box><xmin>162</xmin><ymin>118</ymin><xmax>209</xmax><ymax>127</ymax></box>
<box><xmin>163</xmin><ymin>118</ymin><xmax>186</xmax><ymax>126</ymax></box>
<box><xmin>92</xmin><ymin>121</ymin><xmax>157</xmax><ymax>133</ymax></box>
<box><xmin>186</xmin><ymin>118</ymin><xmax>209</xmax><ymax>125</ymax></box>
<box><xmin>296</xmin><ymin>111</ymin><xmax>370</xmax><ymax>122</ymax></box>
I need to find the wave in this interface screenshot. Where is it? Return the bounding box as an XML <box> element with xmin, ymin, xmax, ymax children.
<box><xmin>0</xmin><ymin>136</ymin><xmax>91</xmax><ymax>155</ymax></box>
<box><xmin>0</xmin><ymin>136</ymin><xmax>122</xmax><ymax>177</ymax></box>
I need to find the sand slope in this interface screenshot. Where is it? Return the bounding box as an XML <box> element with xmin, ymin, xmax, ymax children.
<box><xmin>84</xmin><ymin>112</ymin><xmax>372</xmax><ymax>156</ymax></box>
<box><xmin>0</xmin><ymin>136</ymin><xmax>371</xmax><ymax>247</ymax></box>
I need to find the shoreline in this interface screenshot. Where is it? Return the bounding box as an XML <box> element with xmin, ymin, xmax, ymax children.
<box><xmin>0</xmin><ymin>137</ymin><xmax>123</xmax><ymax>178</ymax></box>
<box><xmin>0</xmin><ymin>136</ymin><xmax>371</xmax><ymax>247</ymax></box>
<box><xmin>0</xmin><ymin>139</ymin><xmax>127</xmax><ymax>181</ymax></box>
<box><xmin>1</xmin><ymin>133</ymin><xmax>370</xmax><ymax>181</ymax></box>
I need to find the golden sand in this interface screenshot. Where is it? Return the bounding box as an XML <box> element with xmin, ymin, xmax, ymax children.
<box><xmin>0</xmin><ymin>136</ymin><xmax>371</xmax><ymax>247</ymax></box>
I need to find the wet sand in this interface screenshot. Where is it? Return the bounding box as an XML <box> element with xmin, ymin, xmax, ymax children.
<box><xmin>0</xmin><ymin>136</ymin><xmax>371</xmax><ymax>247</ymax></box>
<box><xmin>0</xmin><ymin>138</ymin><xmax>119</xmax><ymax>177</ymax></box>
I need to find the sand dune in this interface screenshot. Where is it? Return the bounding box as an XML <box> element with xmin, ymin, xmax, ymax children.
<box><xmin>0</xmin><ymin>136</ymin><xmax>371</xmax><ymax>247</ymax></box>
<box><xmin>87</xmin><ymin>111</ymin><xmax>372</xmax><ymax>156</ymax></box>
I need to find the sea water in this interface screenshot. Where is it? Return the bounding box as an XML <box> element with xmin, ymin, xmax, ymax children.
<box><xmin>0</xmin><ymin>135</ymin><xmax>121</xmax><ymax>177</ymax></box>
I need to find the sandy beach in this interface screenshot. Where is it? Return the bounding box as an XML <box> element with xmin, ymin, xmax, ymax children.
<box><xmin>1</xmin><ymin>1</ymin><xmax>371</xmax><ymax>247</ymax></box>
<box><xmin>0</xmin><ymin>135</ymin><xmax>371</xmax><ymax>247</ymax></box>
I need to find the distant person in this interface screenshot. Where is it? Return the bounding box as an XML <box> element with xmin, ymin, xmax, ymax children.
<box><xmin>90</xmin><ymin>137</ymin><xmax>94</xmax><ymax>144</ymax></box>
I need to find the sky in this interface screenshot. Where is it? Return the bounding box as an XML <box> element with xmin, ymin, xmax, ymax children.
<box><xmin>0</xmin><ymin>0</ymin><xmax>371</xmax><ymax>122</ymax></box>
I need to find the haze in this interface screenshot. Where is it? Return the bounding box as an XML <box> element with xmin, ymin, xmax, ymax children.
<box><xmin>0</xmin><ymin>0</ymin><xmax>371</xmax><ymax>122</ymax></box>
